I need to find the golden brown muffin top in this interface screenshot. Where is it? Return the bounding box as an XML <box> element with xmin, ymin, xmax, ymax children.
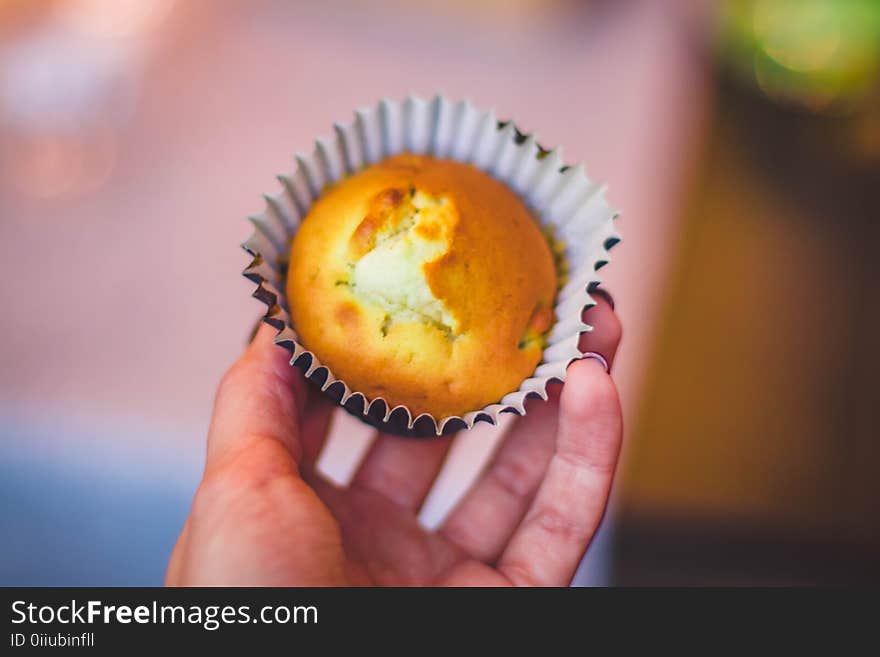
<box><xmin>286</xmin><ymin>153</ymin><xmax>557</xmax><ymax>419</ymax></box>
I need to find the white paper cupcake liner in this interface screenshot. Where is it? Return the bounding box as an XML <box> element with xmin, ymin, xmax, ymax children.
<box><xmin>242</xmin><ymin>94</ymin><xmax>620</xmax><ymax>437</ymax></box>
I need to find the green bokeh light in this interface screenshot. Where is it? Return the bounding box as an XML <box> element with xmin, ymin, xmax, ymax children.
<box><xmin>720</xmin><ymin>0</ymin><xmax>880</xmax><ymax>111</ymax></box>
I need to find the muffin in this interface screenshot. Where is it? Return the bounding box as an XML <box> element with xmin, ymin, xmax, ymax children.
<box><xmin>286</xmin><ymin>153</ymin><xmax>558</xmax><ymax>419</ymax></box>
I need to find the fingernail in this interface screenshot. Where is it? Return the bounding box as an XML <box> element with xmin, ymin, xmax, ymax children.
<box><xmin>582</xmin><ymin>351</ymin><xmax>610</xmax><ymax>373</ymax></box>
<box><xmin>591</xmin><ymin>286</ymin><xmax>615</xmax><ymax>310</ymax></box>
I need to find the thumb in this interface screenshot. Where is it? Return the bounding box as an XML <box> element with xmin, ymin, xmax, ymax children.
<box><xmin>205</xmin><ymin>322</ymin><xmax>306</xmax><ymax>470</ymax></box>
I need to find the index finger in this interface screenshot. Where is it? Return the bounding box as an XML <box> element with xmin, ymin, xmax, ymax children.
<box><xmin>496</xmin><ymin>357</ymin><xmax>623</xmax><ymax>586</ymax></box>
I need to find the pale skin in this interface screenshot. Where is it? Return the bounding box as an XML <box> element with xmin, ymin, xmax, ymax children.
<box><xmin>167</xmin><ymin>295</ymin><xmax>622</xmax><ymax>586</ymax></box>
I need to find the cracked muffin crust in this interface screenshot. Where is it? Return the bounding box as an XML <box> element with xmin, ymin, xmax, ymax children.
<box><xmin>286</xmin><ymin>153</ymin><xmax>557</xmax><ymax>418</ymax></box>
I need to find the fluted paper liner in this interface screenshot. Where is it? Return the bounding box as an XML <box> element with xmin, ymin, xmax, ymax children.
<box><xmin>242</xmin><ymin>95</ymin><xmax>620</xmax><ymax>437</ymax></box>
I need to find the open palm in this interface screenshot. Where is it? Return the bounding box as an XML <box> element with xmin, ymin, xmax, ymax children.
<box><xmin>167</xmin><ymin>295</ymin><xmax>622</xmax><ymax>586</ymax></box>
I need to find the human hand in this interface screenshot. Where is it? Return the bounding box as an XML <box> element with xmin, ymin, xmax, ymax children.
<box><xmin>167</xmin><ymin>292</ymin><xmax>622</xmax><ymax>586</ymax></box>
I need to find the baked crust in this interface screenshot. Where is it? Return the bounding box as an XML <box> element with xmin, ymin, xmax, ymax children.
<box><xmin>286</xmin><ymin>153</ymin><xmax>557</xmax><ymax>418</ymax></box>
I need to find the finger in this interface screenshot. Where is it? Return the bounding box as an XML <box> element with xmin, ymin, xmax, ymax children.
<box><xmin>206</xmin><ymin>322</ymin><xmax>306</xmax><ymax>470</ymax></box>
<box><xmin>300</xmin><ymin>384</ymin><xmax>336</xmax><ymax>465</ymax></box>
<box><xmin>247</xmin><ymin>317</ymin><xmax>307</xmax><ymax>411</ymax></box>
<box><xmin>438</xmin><ymin>290</ymin><xmax>622</xmax><ymax>562</ymax></box>
<box><xmin>350</xmin><ymin>432</ymin><xmax>454</xmax><ymax>510</ymax></box>
<box><xmin>579</xmin><ymin>290</ymin><xmax>623</xmax><ymax>365</ymax></box>
<box><xmin>440</xmin><ymin>387</ymin><xmax>559</xmax><ymax>561</ymax></box>
<box><xmin>497</xmin><ymin>358</ymin><xmax>623</xmax><ymax>586</ymax></box>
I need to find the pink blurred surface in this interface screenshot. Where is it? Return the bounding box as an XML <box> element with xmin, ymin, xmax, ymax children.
<box><xmin>1</xmin><ymin>1</ymin><xmax>706</xmax><ymax>438</ymax></box>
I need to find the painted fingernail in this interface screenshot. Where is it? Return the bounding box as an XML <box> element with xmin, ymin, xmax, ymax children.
<box><xmin>582</xmin><ymin>351</ymin><xmax>610</xmax><ymax>373</ymax></box>
<box><xmin>591</xmin><ymin>286</ymin><xmax>615</xmax><ymax>310</ymax></box>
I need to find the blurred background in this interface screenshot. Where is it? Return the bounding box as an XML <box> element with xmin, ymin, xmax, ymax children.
<box><xmin>1</xmin><ymin>0</ymin><xmax>878</xmax><ymax>586</ymax></box>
